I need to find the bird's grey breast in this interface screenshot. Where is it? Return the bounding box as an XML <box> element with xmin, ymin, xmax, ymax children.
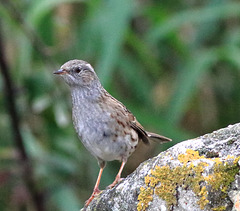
<box><xmin>71</xmin><ymin>89</ymin><xmax>109</xmax><ymax>138</ymax></box>
<box><xmin>70</xmin><ymin>87</ymin><xmax>139</xmax><ymax>161</ymax></box>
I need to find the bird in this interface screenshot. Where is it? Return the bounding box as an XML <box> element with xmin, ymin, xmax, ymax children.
<box><xmin>53</xmin><ymin>59</ymin><xmax>172</xmax><ymax>207</ymax></box>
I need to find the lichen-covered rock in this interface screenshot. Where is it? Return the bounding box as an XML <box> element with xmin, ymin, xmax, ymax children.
<box><xmin>81</xmin><ymin>123</ymin><xmax>240</xmax><ymax>211</ymax></box>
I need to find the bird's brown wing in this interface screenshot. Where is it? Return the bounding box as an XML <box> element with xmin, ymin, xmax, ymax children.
<box><xmin>129</xmin><ymin>120</ymin><xmax>150</xmax><ymax>145</ymax></box>
<box><xmin>130</xmin><ymin>120</ymin><xmax>172</xmax><ymax>144</ymax></box>
<box><xmin>146</xmin><ymin>131</ymin><xmax>172</xmax><ymax>143</ymax></box>
<box><xmin>104</xmin><ymin>92</ymin><xmax>171</xmax><ymax>144</ymax></box>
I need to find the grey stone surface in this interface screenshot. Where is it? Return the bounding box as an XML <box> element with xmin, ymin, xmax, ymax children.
<box><xmin>81</xmin><ymin>123</ymin><xmax>240</xmax><ymax>211</ymax></box>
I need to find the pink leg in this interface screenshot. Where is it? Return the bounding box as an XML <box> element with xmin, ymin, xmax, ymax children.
<box><xmin>108</xmin><ymin>161</ymin><xmax>126</xmax><ymax>189</ymax></box>
<box><xmin>85</xmin><ymin>167</ymin><xmax>104</xmax><ymax>207</ymax></box>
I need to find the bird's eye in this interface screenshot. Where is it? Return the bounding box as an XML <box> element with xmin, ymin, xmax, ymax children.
<box><xmin>75</xmin><ymin>67</ymin><xmax>81</xmax><ymax>73</ymax></box>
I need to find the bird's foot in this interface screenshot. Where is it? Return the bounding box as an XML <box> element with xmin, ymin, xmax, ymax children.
<box><xmin>85</xmin><ymin>188</ymin><xmax>101</xmax><ymax>207</ymax></box>
<box><xmin>107</xmin><ymin>177</ymin><xmax>124</xmax><ymax>189</ymax></box>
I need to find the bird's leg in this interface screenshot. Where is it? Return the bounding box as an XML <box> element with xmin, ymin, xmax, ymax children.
<box><xmin>107</xmin><ymin>160</ymin><xmax>126</xmax><ymax>189</ymax></box>
<box><xmin>85</xmin><ymin>166</ymin><xmax>104</xmax><ymax>207</ymax></box>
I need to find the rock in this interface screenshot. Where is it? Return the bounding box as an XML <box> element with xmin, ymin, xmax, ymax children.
<box><xmin>81</xmin><ymin>123</ymin><xmax>240</xmax><ymax>211</ymax></box>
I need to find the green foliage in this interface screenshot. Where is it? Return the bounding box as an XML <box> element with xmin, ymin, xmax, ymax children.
<box><xmin>0</xmin><ymin>0</ymin><xmax>240</xmax><ymax>210</ymax></box>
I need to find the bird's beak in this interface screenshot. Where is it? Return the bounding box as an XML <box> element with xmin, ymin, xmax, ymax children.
<box><xmin>53</xmin><ymin>69</ymin><xmax>67</xmax><ymax>75</ymax></box>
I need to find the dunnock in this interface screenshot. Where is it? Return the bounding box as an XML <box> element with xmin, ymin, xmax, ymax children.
<box><xmin>54</xmin><ymin>60</ymin><xmax>171</xmax><ymax>206</ymax></box>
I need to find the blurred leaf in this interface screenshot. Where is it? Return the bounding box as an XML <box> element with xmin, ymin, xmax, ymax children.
<box><xmin>27</xmin><ymin>0</ymin><xmax>85</xmax><ymax>26</ymax></box>
<box><xmin>166</xmin><ymin>48</ymin><xmax>219</xmax><ymax>124</ymax></box>
<box><xmin>88</xmin><ymin>0</ymin><xmax>134</xmax><ymax>86</ymax></box>
<box><xmin>53</xmin><ymin>101</ymin><xmax>70</xmax><ymax>127</ymax></box>
<box><xmin>146</xmin><ymin>2</ymin><xmax>240</xmax><ymax>43</ymax></box>
<box><xmin>222</xmin><ymin>46</ymin><xmax>240</xmax><ymax>68</ymax></box>
<box><xmin>126</xmin><ymin>30</ymin><xmax>162</xmax><ymax>77</ymax></box>
<box><xmin>17</xmin><ymin>35</ymin><xmax>33</xmax><ymax>79</ymax></box>
<box><xmin>22</xmin><ymin>126</ymin><xmax>78</xmax><ymax>175</ymax></box>
<box><xmin>224</xmin><ymin>28</ymin><xmax>240</xmax><ymax>46</ymax></box>
<box><xmin>118</xmin><ymin>52</ymin><xmax>152</xmax><ymax>105</ymax></box>
<box><xmin>32</xmin><ymin>95</ymin><xmax>51</xmax><ymax>113</ymax></box>
<box><xmin>51</xmin><ymin>185</ymin><xmax>81</xmax><ymax>211</ymax></box>
<box><xmin>21</xmin><ymin>126</ymin><xmax>45</xmax><ymax>158</ymax></box>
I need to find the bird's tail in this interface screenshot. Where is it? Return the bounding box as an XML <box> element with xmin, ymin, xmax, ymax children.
<box><xmin>147</xmin><ymin>132</ymin><xmax>172</xmax><ymax>144</ymax></box>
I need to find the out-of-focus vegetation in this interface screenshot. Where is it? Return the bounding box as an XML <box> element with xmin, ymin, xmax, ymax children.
<box><xmin>0</xmin><ymin>0</ymin><xmax>240</xmax><ymax>210</ymax></box>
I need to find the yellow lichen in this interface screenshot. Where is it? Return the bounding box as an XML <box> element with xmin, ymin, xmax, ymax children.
<box><xmin>137</xmin><ymin>149</ymin><xmax>240</xmax><ymax>211</ymax></box>
<box><xmin>178</xmin><ymin>149</ymin><xmax>205</xmax><ymax>164</ymax></box>
<box><xmin>197</xmin><ymin>195</ymin><xmax>209</xmax><ymax>210</ymax></box>
<box><xmin>206</xmin><ymin>156</ymin><xmax>240</xmax><ymax>193</ymax></box>
<box><xmin>233</xmin><ymin>156</ymin><xmax>240</xmax><ymax>164</ymax></box>
<box><xmin>226</xmin><ymin>155</ymin><xmax>235</xmax><ymax>160</ymax></box>
<box><xmin>197</xmin><ymin>186</ymin><xmax>209</xmax><ymax>209</ymax></box>
<box><xmin>137</xmin><ymin>187</ymin><xmax>153</xmax><ymax>211</ymax></box>
<box><xmin>211</xmin><ymin>206</ymin><xmax>227</xmax><ymax>211</ymax></box>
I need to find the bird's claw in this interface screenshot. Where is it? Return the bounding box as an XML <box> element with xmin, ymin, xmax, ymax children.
<box><xmin>107</xmin><ymin>177</ymin><xmax>124</xmax><ymax>189</ymax></box>
<box><xmin>84</xmin><ymin>188</ymin><xmax>101</xmax><ymax>207</ymax></box>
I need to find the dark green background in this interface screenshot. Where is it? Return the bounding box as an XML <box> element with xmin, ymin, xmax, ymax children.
<box><xmin>0</xmin><ymin>0</ymin><xmax>240</xmax><ymax>210</ymax></box>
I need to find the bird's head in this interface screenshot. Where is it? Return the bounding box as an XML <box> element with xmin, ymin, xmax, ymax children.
<box><xmin>54</xmin><ymin>60</ymin><xmax>99</xmax><ymax>87</ymax></box>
